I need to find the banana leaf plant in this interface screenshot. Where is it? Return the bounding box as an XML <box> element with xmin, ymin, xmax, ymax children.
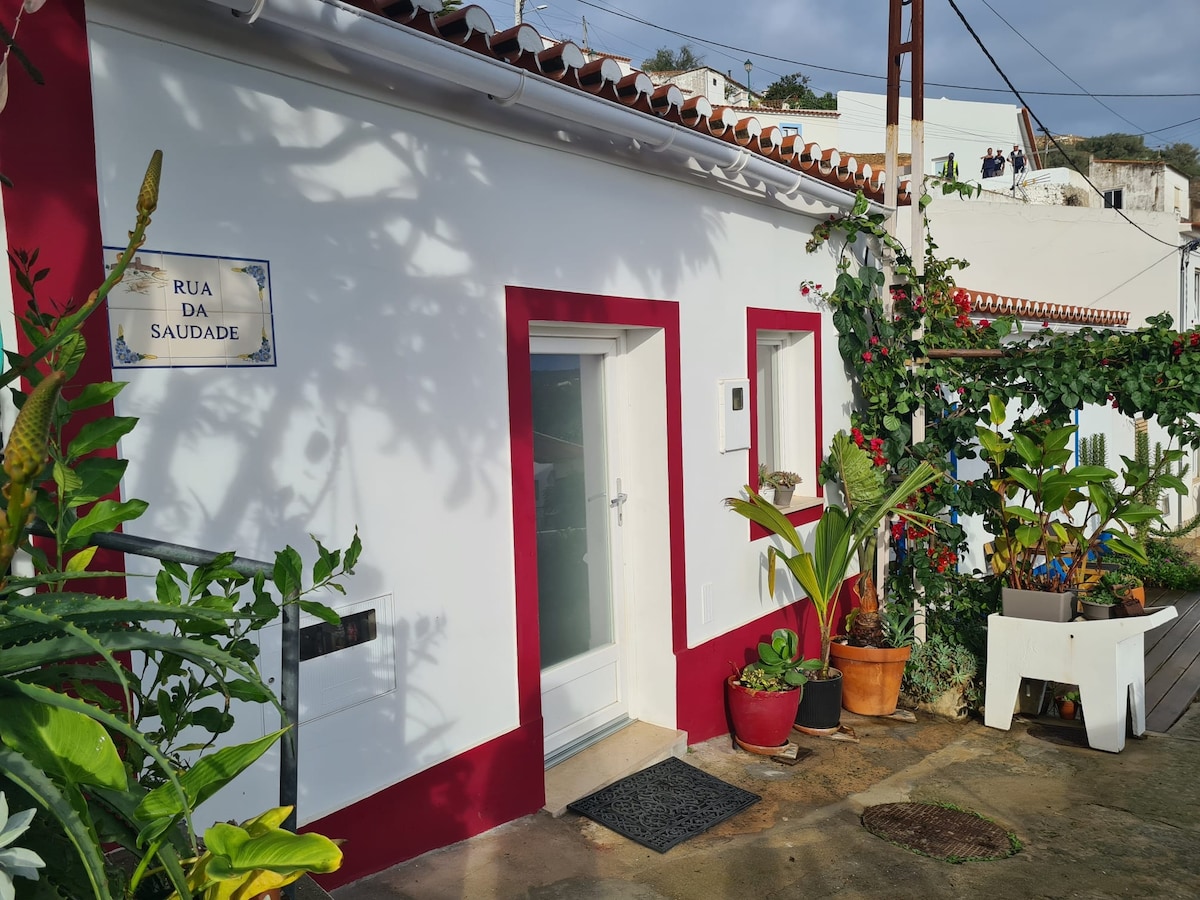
<box><xmin>727</xmin><ymin>459</ymin><xmax>943</xmax><ymax>677</ymax></box>
<box><xmin>977</xmin><ymin>395</ymin><xmax>1176</xmax><ymax>591</ymax></box>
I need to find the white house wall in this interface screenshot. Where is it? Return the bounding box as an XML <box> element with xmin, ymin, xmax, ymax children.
<box><xmin>910</xmin><ymin>197</ymin><xmax>1182</xmax><ymax>326</ymax></box>
<box><xmin>85</xmin><ymin>1</ymin><xmax>852</xmax><ymax>825</ymax></box>
<box><xmin>837</xmin><ymin>91</ymin><xmax>1026</xmax><ymax>179</ymax></box>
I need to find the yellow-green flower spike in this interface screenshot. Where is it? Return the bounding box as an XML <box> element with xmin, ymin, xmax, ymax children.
<box><xmin>138</xmin><ymin>149</ymin><xmax>163</xmax><ymax>216</ymax></box>
<box><xmin>3</xmin><ymin>369</ymin><xmax>67</xmax><ymax>483</ymax></box>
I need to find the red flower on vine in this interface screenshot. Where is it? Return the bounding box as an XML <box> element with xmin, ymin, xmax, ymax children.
<box><xmin>869</xmin><ymin>335</ymin><xmax>880</xmax><ymax>346</ymax></box>
<box><xmin>862</xmin><ymin>351</ymin><xmax>874</xmax><ymax>362</ymax></box>
<box><xmin>979</xmin><ymin>319</ymin><xmax>990</xmax><ymax>329</ymax></box>
<box><xmin>881</xmin><ymin>346</ymin><xmax>889</xmax><ymax>356</ymax></box>
<box><xmin>1191</xmin><ymin>332</ymin><xmax>1200</xmax><ymax>347</ymax></box>
<box><xmin>851</xmin><ymin>427</ymin><xmax>865</xmax><ymax>446</ymax></box>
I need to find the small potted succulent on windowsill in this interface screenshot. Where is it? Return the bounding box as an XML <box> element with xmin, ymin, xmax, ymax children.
<box><xmin>726</xmin><ymin>628</ymin><xmax>820</xmax><ymax>754</ymax></box>
<box><xmin>758</xmin><ymin>462</ymin><xmax>774</xmax><ymax>502</ymax></box>
<box><xmin>767</xmin><ymin>470</ymin><xmax>801</xmax><ymax>506</ymax></box>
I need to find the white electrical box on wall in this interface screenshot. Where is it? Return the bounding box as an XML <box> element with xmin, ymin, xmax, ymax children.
<box><xmin>719</xmin><ymin>378</ymin><xmax>751</xmax><ymax>452</ymax></box>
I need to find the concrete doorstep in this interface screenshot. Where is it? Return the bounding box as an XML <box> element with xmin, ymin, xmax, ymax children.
<box><xmin>542</xmin><ymin>721</ymin><xmax>687</xmax><ymax>817</ymax></box>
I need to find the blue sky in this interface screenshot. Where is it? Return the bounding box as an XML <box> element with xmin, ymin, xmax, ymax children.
<box><xmin>476</xmin><ymin>0</ymin><xmax>1200</xmax><ymax>149</ymax></box>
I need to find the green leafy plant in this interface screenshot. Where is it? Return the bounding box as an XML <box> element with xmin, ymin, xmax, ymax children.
<box><xmin>977</xmin><ymin>395</ymin><xmax>1170</xmax><ymax>592</ymax></box>
<box><xmin>737</xmin><ymin>628</ymin><xmax>820</xmax><ymax>692</ymax></box>
<box><xmin>807</xmin><ymin>188</ymin><xmax>1200</xmax><ymax>657</ymax></box>
<box><xmin>1117</xmin><ymin>539</ymin><xmax>1200</xmax><ymax>590</ymax></box>
<box><xmin>164</xmin><ymin>806</ymin><xmax>342</xmax><ymax>900</ymax></box>
<box><xmin>879</xmin><ymin>603</ymin><xmax>916</xmax><ymax>649</ymax></box>
<box><xmin>726</xmin><ymin>454</ymin><xmax>943</xmax><ymax>677</ymax></box>
<box><xmin>0</xmin><ymin>152</ymin><xmax>356</xmax><ymax>899</ymax></box>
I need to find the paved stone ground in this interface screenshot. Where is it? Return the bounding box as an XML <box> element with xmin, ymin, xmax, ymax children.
<box><xmin>335</xmin><ymin>706</ymin><xmax>1200</xmax><ymax>899</ymax></box>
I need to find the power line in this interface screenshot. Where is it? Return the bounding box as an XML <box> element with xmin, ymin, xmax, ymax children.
<box><xmin>945</xmin><ymin>0</ymin><xmax>1186</xmax><ymax>251</ymax></box>
<box><xmin>977</xmin><ymin>0</ymin><xmax>1145</xmax><ymax>135</ymax></box>
<box><xmin>1086</xmin><ymin>246</ymin><xmax>1181</xmax><ymax>308</ymax></box>
<box><xmin>572</xmin><ymin>0</ymin><xmax>1200</xmax><ymax>99</ymax></box>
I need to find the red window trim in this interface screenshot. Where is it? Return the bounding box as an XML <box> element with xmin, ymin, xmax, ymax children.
<box><xmin>745</xmin><ymin>307</ymin><xmax>824</xmax><ymax>540</ymax></box>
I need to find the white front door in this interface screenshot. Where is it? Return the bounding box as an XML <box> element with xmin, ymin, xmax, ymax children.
<box><xmin>530</xmin><ymin>336</ymin><xmax>627</xmax><ymax>762</ymax></box>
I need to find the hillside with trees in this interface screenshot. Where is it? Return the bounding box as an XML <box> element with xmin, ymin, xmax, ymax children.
<box><xmin>760</xmin><ymin>72</ymin><xmax>837</xmax><ymax>111</ymax></box>
<box><xmin>641</xmin><ymin>45</ymin><xmax>704</xmax><ymax>72</ymax></box>
<box><xmin>1044</xmin><ymin>133</ymin><xmax>1199</xmax><ymax>178</ymax></box>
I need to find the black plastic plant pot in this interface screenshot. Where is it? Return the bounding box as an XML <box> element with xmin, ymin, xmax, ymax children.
<box><xmin>795</xmin><ymin>669</ymin><xmax>843</xmax><ymax>732</ymax></box>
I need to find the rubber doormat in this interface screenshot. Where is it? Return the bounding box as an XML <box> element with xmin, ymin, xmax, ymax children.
<box><xmin>862</xmin><ymin>802</ymin><xmax>1020</xmax><ymax>862</ymax></box>
<box><xmin>567</xmin><ymin>756</ymin><xmax>759</xmax><ymax>852</ymax></box>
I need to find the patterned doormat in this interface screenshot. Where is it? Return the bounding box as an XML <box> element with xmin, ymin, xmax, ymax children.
<box><xmin>567</xmin><ymin>756</ymin><xmax>759</xmax><ymax>853</ymax></box>
<box><xmin>862</xmin><ymin>802</ymin><xmax>1020</xmax><ymax>862</ymax></box>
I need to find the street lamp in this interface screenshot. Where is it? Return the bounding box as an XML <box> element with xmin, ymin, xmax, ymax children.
<box><xmin>515</xmin><ymin>0</ymin><xmax>548</xmax><ymax>25</ymax></box>
<box><xmin>743</xmin><ymin>59</ymin><xmax>753</xmax><ymax>103</ymax></box>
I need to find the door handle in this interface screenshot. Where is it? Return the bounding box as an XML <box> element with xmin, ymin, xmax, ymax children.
<box><xmin>610</xmin><ymin>477</ymin><xmax>629</xmax><ymax>525</ymax></box>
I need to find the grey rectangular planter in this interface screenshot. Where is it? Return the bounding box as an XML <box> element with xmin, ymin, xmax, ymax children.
<box><xmin>1001</xmin><ymin>587</ymin><xmax>1075</xmax><ymax>623</ymax></box>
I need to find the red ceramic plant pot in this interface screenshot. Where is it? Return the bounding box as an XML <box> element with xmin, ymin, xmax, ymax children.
<box><xmin>726</xmin><ymin>675</ymin><xmax>801</xmax><ymax>750</ymax></box>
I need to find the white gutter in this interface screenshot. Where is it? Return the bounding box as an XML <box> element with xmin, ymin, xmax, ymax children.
<box><xmin>202</xmin><ymin>0</ymin><xmax>866</xmax><ymax>212</ymax></box>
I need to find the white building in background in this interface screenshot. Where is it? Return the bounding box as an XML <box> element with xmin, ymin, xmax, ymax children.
<box><xmin>834</xmin><ymin>90</ymin><xmax>1041</xmax><ymax>182</ymax></box>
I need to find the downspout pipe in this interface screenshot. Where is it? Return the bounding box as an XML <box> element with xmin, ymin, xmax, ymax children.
<box><xmin>202</xmin><ymin>0</ymin><xmax>864</xmax><ymax>211</ymax></box>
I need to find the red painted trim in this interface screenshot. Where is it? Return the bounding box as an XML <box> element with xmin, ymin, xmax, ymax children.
<box><xmin>311</xmin><ymin>287</ymin><xmax>687</xmax><ymax>886</ymax></box>
<box><xmin>304</xmin><ymin>723</ymin><xmax>544</xmax><ymax>889</ymax></box>
<box><xmin>0</xmin><ymin>1</ymin><xmax>126</xmax><ymax>596</ymax></box>
<box><xmin>506</xmin><ymin>286</ymin><xmax>688</xmax><ymax>661</ymax></box>
<box><xmin>745</xmin><ymin>307</ymin><xmax>824</xmax><ymax>540</ymax></box>
<box><xmin>676</xmin><ymin>578</ymin><xmax>855</xmax><ymax>742</ymax></box>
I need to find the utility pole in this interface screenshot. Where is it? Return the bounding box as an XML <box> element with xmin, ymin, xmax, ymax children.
<box><xmin>1182</xmin><ymin>239</ymin><xmax>1200</xmax><ymax>329</ymax></box>
<box><xmin>884</xmin><ymin>0</ymin><xmax>927</xmax><ymax>633</ymax></box>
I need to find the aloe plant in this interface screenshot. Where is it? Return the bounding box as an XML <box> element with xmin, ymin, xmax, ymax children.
<box><xmin>0</xmin><ymin>152</ymin><xmax>356</xmax><ymax>899</ymax></box>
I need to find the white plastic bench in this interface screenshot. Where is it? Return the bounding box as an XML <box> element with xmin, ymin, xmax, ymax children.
<box><xmin>984</xmin><ymin>607</ymin><xmax>1177</xmax><ymax>752</ymax></box>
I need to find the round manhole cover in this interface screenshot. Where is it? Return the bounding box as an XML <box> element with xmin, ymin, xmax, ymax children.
<box><xmin>862</xmin><ymin>802</ymin><xmax>1019</xmax><ymax>862</ymax></box>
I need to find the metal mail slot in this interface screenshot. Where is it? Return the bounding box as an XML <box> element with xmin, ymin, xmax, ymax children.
<box><xmin>299</xmin><ymin>609</ymin><xmax>376</xmax><ymax>661</ymax></box>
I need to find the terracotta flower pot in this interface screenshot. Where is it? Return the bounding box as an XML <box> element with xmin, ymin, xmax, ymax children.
<box><xmin>1056</xmin><ymin>698</ymin><xmax>1077</xmax><ymax>720</ymax></box>
<box><xmin>830</xmin><ymin>641</ymin><xmax>911</xmax><ymax>716</ymax></box>
<box><xmin>726</xmin><ymin>675</ymin><xmax>801</xmax><ymax>751</ymax></box>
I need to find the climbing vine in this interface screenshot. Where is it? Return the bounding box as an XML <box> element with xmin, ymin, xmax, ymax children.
<box><xmin>808</xmin><ymin>186</ymin><xmax>1200</xmax><ymax>646</ymax></box>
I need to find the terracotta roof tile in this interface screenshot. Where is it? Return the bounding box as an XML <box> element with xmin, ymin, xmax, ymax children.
<box><xmin>339</xmin><ymin>0</ymin><xmax>901</xmax><ymax>205</ymax></box>
<box><xmin>961</xmin><ymin>289</ymin><xmax>1130</xmax><ymax>328</ymax></box>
